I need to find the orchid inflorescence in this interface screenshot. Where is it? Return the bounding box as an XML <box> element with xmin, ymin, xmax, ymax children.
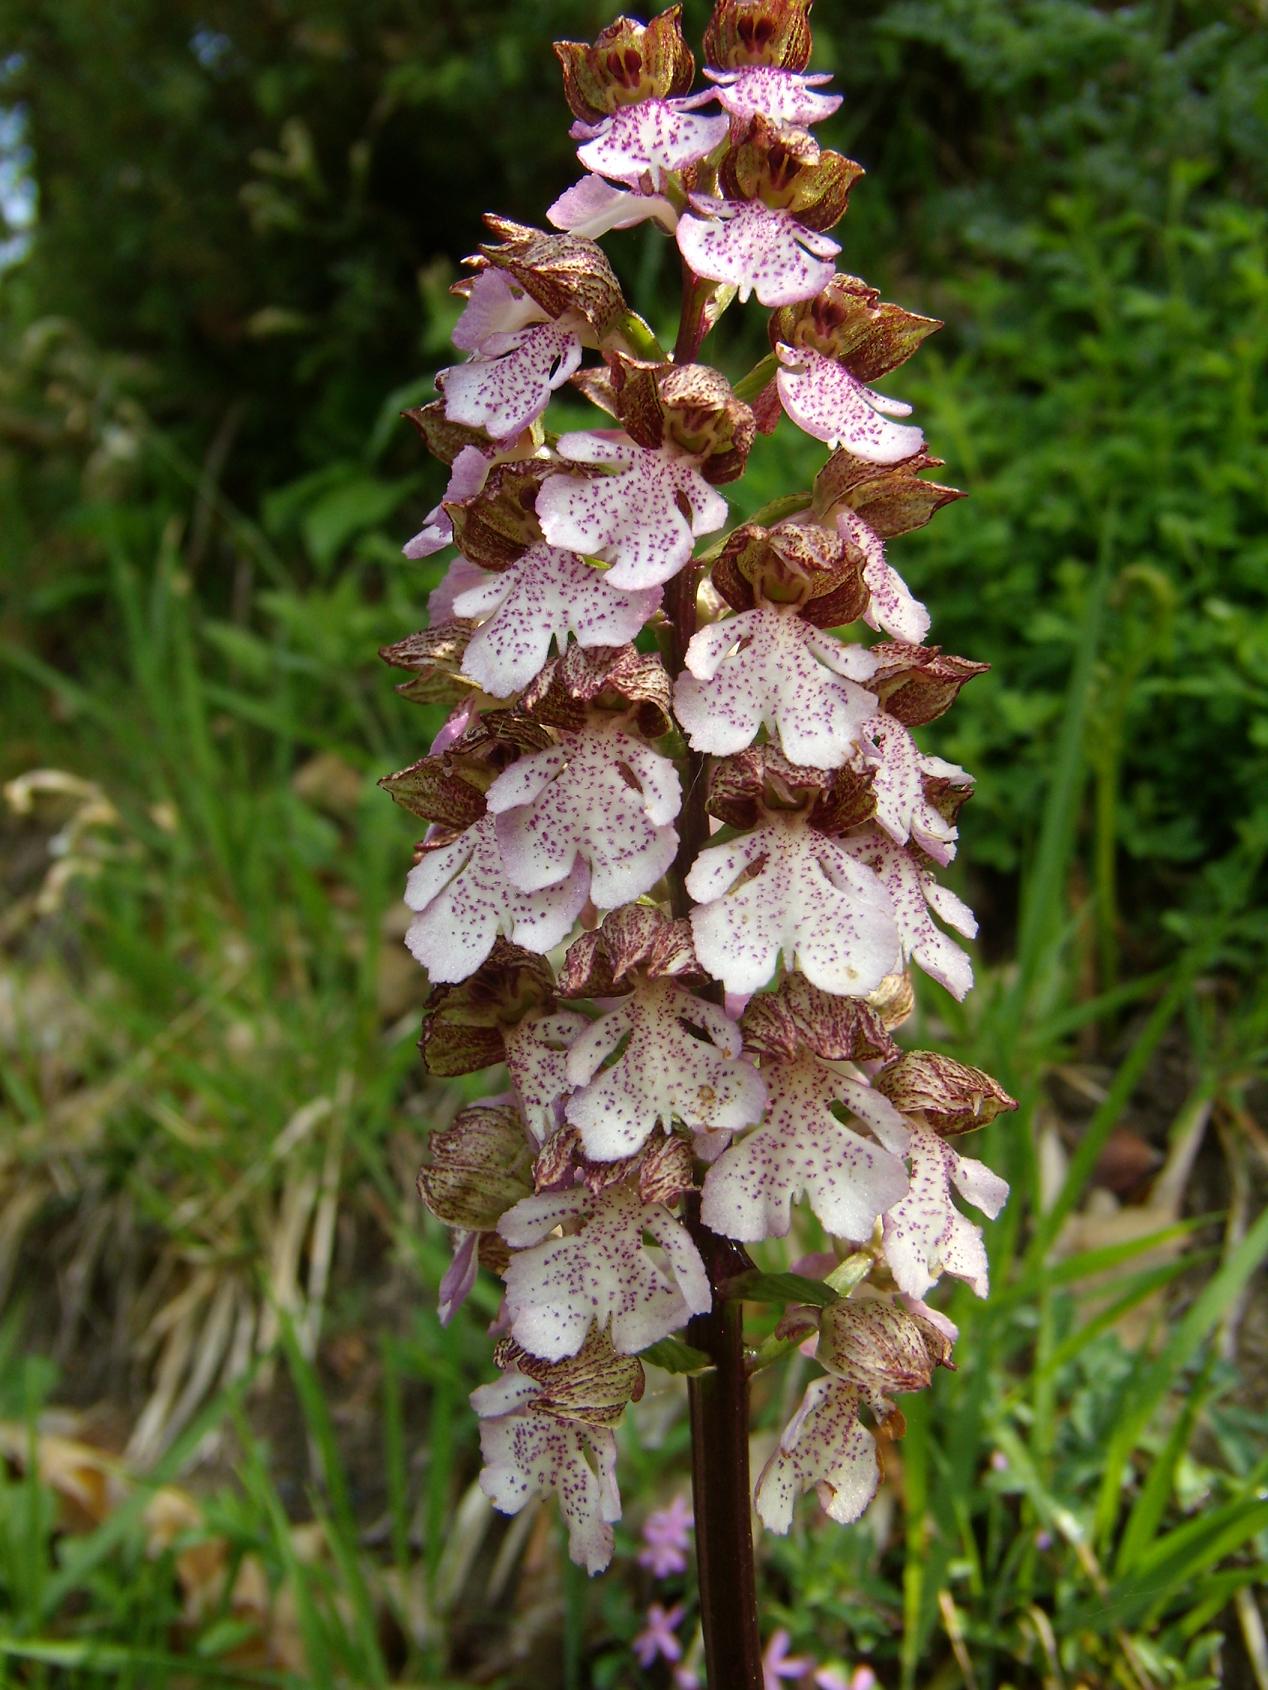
<box><xmin>383</xmin><ymin>0</ymin><xmax>1017</xmax><ymax>1583</ymax></box>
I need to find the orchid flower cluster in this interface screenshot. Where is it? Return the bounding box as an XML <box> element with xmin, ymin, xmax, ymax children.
<box><xmin>383</xmin><ymin>0</ymin><xmax>1017</xmax><ymax>1579</ymax></box>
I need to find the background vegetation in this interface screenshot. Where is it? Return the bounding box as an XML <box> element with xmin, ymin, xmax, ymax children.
<box><xmin>1</xmin><ymin>1</ymin><xmax>1266</xmax><ymax>1685</ymax></box>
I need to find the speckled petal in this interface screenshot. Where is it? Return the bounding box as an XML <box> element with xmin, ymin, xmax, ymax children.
<box><xmin>842</xmin><ymin>826</ymin><xmax>976</xmax><ymax>999</ymax></box>
<box><xmin>700</xmin><ymin>1052</ymin><xmax>907</xmax><ymax>1242</ymax></box>
<box><xmin>403</xmin><ymin>814</ymin><xmax>589</xmax><ymax>982</ymax></box>
<box><xmin>755</xmin><ymin>1377</ymin><xmax>879</xmax><ymax>1533</ymax></box>
<box><xmin>454</xmin><ymin>543</ymin><xmax>660</xmax><ymax>696</ymax></box>
<box><xmin>675</xmin><ymin>607</ymin><xmax>876</xmax><ymax>767</ymax></box>
<box><xmin>834</xmin><ymin>506</ymin><xmax>931</xmax><ymax>642</ymax></box>
<box><xmin>573</xmin><ymin>98</ymin><xmax>730</xmax><ymax>190</ymax></box>
<box><xmin>686</xmin><ymin>819</ymin><xmax>901</xmax><ymax>996</ymax></box>
<box><xmin>505</xmin><ymin>1009</ymin><xmax>591</xmax><ymax>1144</ymax></box>
<box><xmin>474</xmin><ymin>1377</ymin><xmax>620</xmax><ymax>1573</ymax></box>
<box><xmin>538</xmin><ymin>433</ymin><xmax>728</xmax><ymax>590</ymax></box>
<box><xmin>405</xmin><ymin>446</ymin><xmax>493</xmax><ymax>561</ymax></box>
<box><xmin>488</xmin><ymin>730</ymin><xmax>681</xmax><ymax>909</ymax></box>
<box><xmin>871</xmin><ymin>1120</ymin><xmax>1008</xmax><ymax>1299</ymax></box>
<box><xmin>776</xmin><ymin>343</ymin><xmax>925</xmax><ymax>462</ymax></box>
<box><xmin>676</xmin><ymin>197</ymin><xmax>839</xmax><ymax>307</ymax></box>
<box><xmin>452</xmin><ymin>267</ymin><xmax>547</xmax><ymax>353</ymax></box>
<box><xmin>428</xmin><ymin>554</ymin><xmax>487</xmax><ymax>622</ymax></box>
<box><xmin>564</xmin><ymin>979</ymin><xmax>766</xmax><ymax>1160</ymax></box>
<box><xmin>869</xmin><ymin>714</ymin><xmax>967</xmax><ymax>863</ymax></box>
<box><xmin>703</xmin><ymin>66</ymin><xmax>841</xmax><ymax>127</ymax></box>
<box><xmin>500</xmin><ymin>1184</ymin><xmax>710</xmax><ymax>1360</ymax></box>
<box><xmin>548</xmin><ymin>174</ymin><xmax>679</xmax><ymax>237</ymax></box>
<box><xmin>440</xmin><ymin>322</ymin><xmax>582</xmax><ymax>441</ymax></box>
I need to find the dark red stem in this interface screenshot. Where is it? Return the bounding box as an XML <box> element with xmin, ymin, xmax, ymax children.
<box><xmin>685</xmin><ymin>1207</ymin><xmax>764</xmax><ymax>1690</ymax></box>
<box><xmin>663</xmin><ymin>280</ymin><xmax>763</xmax><ymax>1673</ymax></box>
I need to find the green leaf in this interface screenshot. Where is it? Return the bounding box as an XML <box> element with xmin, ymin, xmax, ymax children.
<box><xmin>640</xmin><ymin>1337</ymin><xmax>712</xmax><ymax>1375</ymax></box>
<box><xmin>725</xmin><ymin>1270</ymin><xmax>838</xmax><ymax>1308</ymax></box>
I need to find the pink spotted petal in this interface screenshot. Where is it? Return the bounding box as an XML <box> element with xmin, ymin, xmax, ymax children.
<box><xmin>841</xmin><ymin>826</ymin><xmax>976</xmax><ymax>1000</ymax></box>
<box><xmin>548</xmin><ymin>174</ymin><xmax>679</xmax><ymax>237</ymax></box>
<box><xmin>573</xmin><ymin>98</ymin><xmax>730</xmax><ymax>190</ymax></box>
<box><xmin>473</xmin><ymin>1372</ymin><xmax>620</xmax><ymax>1574</ymax></box>
<box><xmin>700</xmin><ymin>1052</ymin><xmax>908</xmax><ymax>1243</ymax></box>
<box><xmin>776</xmin><ymin>343</ymin><xmax>925</xmax><ymax>462</ymax></box>
<box><xmin>440</xmin><ymin>321</ymin><xmax>582</xmax><ymax>441</ymax></box>
<box><xmin>452</xmin><ymin>267</ymin><xmax>547</xmax><ymax>353</ymax></box>
<box><xmin>872</xmin><ymin>1121</ymin><xmax>1009</xmax><ymax>1299</ymax></box>
<box><xmin>538</xmin><ymin>434</ymin><xmax>728</xmax><ymax>590</ymax></box>
<box><xmin>500</xmin><ymin>1184</ymin><xmax>710</xmax><ymax>1361</ymax></box>
<box><xmin>428</xmin><ymin>553</ymin><xmax>487</xmax><ymax>622</ymax></box>
<box><xmin>438</xmin><ymin>1229</ymin><xmax>480</xmax><ymax>1325</ymax></box>
<box><xmin>755</xmin><ymin>1377</ymin><xmax>879</xmax><ymax>1533</ymax></box>
<box><xmin>564</xmin><ymin>979</ymin><xmax>766</xmax><ymax>1161</ymax></box>
<box><xmin>403</xmin><ymin>814</ymin><xmax>588</xmax><ymax>982</ymax></box>
<box><xmin>404</xmin><ymin>445</ymin><xmax>494</xmax><ymax>561</ymax></box>
<box><xmin>868</xmin><ymin>714</ymin><xmax>970</xmax><ymax>863</ymax></box>
<box><xmin>686</xmin><ymin>819</ymin><xmax>901</xmax><ymax>997</ymax></box>
<box><xmin>454</xmin><ymin>543</ymin><xmax>661</xmax><ymax>696</ymax></box>
<box><xmin>835</xmin><ymin>507</ymin><xmax>931</xmax><ymax>643</ymax></box>
<box><xmin>488</xmin><ymin>729</ymin><xmax>681</xmax><ymax>910</ymax></box>
<box><xmin>703</xmin><ymin>66</ymin><xmax>842</xmax><ymax>128</ymax></box>
<box><xmin>676</xmin><ymin>197</ymin><xmax>839</xmax><ymax>307</ymax></box>
<box><xmin>504</xmin><ymin>1009</ymin><xmax>590</xmax><ymax>1144</ymax></box>
<box><xmin>676</xmin><ymin>608</ymin><xmax>876</xmax><ymax>768</ymax></box>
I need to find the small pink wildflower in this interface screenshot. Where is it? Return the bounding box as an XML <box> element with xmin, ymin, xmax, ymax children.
<box><xmin>764</xmin><ymin>1628</ymin><xmax>813</xmax><ymax>1688</ymax></box>
<box><xmin>638</xmin><ymin>1494</ymin><xmax>694</xmax><ymax>1577</ymax></box>
<box><xmin>634</xmin><ymin>1601</ymin><xmax>686</xmax><ymax>1667</ymax></box>
<box><xmin>815</xmin><ymin>1668</ymin><xmax>877</xmax><ymax>1690</ymax></box>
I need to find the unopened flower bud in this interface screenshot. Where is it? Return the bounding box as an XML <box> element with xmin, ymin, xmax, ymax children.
<box><xmin>555</xmin><ymin>7</ymin><xmax>696</xmax><ymax>124</ymax></box>
<box><xmin>704</xmin><ymin>0</ymin><xmax>815</xmax><ymax>72</ymax></box>
<box><xmin>817</xmin><ymin>1298</ymin><xmax>955</xmax><ymax>1397</ymax></box>
<box><xmin>720</xmin><ymin>115</ymin><xmax>860</xmax><ymax>229</ymax></box>
<box><xmin>873</xmin><ymin>1050</ymin><xmax>1018</xmax><ymax>1136</ymax></box>
<box><xmin>772</xmin><ymin>274</ymin><xmax>941</xmax><ymax>377</ymax></box>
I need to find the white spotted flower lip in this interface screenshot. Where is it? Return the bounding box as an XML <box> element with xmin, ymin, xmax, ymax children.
<box><xmin>572</xmin><ymin>94</ymin><xmax>730</xmax><ymax>190</ymax></box>
<box><xmin>439</xmin><ymin>320</ymin><xmax>582</xmax><ymax>442</ymax></box>
<box><xmin>675</xmin><ymin>606</ymin><xmax>879</xmax><ymax>768</ymax></box>
<box><xmin>775</xmin><ymin>342</ymin><xmax>925</xmax><ymax>461</ymax></box>
<box><xmin>450</xmin><ymin>542</ymin><xmax>661</xmax><ymax>697</ymax></box>
<box><xmin>842</xmin><ymin>825</ymin><xmax>977</xmax><ymax>1000</ymax></box>
<box><xmin>676</xmin><ymin>195</ymin><xmax>840</xmax><ymax>306</ymax></box>
<box><xmin>537</xmin><ymin>431</ymin><xmax>728</xmax><ymax>590</ymax></box>
<box><xmin>565</xmin><ymin>978</ymin><xmax>766</xmax><ymax>1161</ymax></box>
<box><xmin>472</xmin><ymin>1367</ymin><xmax>622</xmax><ymax>1574</ymax></box>
<box><xmin>500</xmin><ymin>1183</ymin><xmax>710</xmax><ymax>1361</ymax></box>
<box><xmin>404</xmin><ymin>815</ymin><xmax>588</xmax><ymax>983</ymax></box>
<box><xmin>687</xmin><ymin>815</ymin><xmax>902</xmax><ymax>997</ymax></box>
<box><xmin>703</xmin><ymin>66</ymin><xmax>842</xmax><ymax>129</ymax></box>
<box><xmin>868</xmin><ymin>1116</ymin><xmax>1010</xmax><ymax>1299</ymax></box>
<box><xmin>755</xmin><ymin>1377</ymin><xmax>880</xmax><ymax>1533</ymax></box>
<box><xmin>700</xmin><ymin>1052</ymin><xmax>908</xmax><ymax>1242</ymax></box>
<box><xmin>504</xmin><ymin>1008</ymin><xmax>591</xmax><ymax>1143</ymax></box>
<box><xmin>487</xmin><ymin>728</ymin><xmax>681</xmax><ymax>910</ymax></box>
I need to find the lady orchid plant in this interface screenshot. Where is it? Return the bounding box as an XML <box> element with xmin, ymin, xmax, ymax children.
<box><xmin>382</xmin><ymin>3</ymin><xmax>1017</xmax><ymax>1682</ymax></box>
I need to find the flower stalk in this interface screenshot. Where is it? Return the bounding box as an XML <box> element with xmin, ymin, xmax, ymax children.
<box><xmin>382</xmin><ymin>2</ymin><xmax>1018</xmax><ymax>1681</ymax></box>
